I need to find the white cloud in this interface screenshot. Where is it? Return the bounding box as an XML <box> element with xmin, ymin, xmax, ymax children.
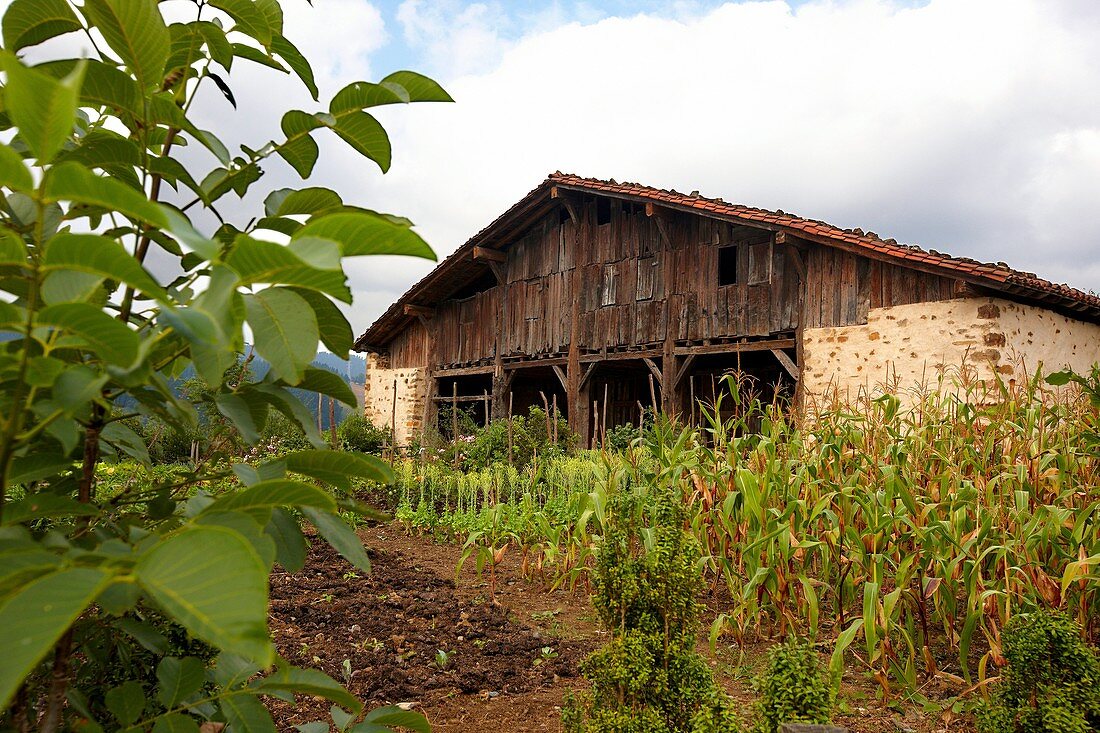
<box><xmin>349</xmin><ymin>0</ymin><xmax>1100</xmax><ymax>336</ymax></box>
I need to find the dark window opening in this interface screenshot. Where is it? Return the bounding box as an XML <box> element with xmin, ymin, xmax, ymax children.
<box><xmin>718</xmin><ymin>245</ymin><xmax>738</xmax><ymax>286</ymax></box>
<box><xmin>449</xmin><ymin>269</ymin><xmax>498</xmax><ymax>300</ymax></box>
<box><xmin>596</xmin><ymin>197</ymin><xmax>611</xmax><ymax>225</ymax></box>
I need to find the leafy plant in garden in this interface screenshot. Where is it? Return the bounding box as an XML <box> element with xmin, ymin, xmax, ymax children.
<box><xmin>751</xmin><ymin>640</ymin><xmax>834</xmax><ymax>733</ymax></box>
<box><xmin>338</xmin><ymin>414</ymin><xmax>390</xmax><ymax>455</ymax></box>
<box><xmin>0</xmin><ymin>0</ymin><xmax>448</xmax><ymax>729</ymax></box>
<box><xmin>977</xmin><ymin>611</ymin><xmax>1100</xmax><ymax>733</ymax></box>
<box><xmin>563</xmin><ymin>478</ymin><xmax>740</xmax><ymax>732</ymax></box>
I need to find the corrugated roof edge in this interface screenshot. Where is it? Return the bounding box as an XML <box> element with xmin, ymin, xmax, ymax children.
<box><xmin>354</xmin><ymin>172</ymin><xmax>1100</xmax><ymax>350</ymax></box>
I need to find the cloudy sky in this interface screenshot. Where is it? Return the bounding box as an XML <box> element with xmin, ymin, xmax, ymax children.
<box><xmin>12</xmin><ymin>0</ymin><xmax>1100</xmax><ymax>339</ymax></box>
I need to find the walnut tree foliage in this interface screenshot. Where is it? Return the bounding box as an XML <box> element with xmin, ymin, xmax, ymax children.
<box><xmin>0</xmin><ymin>0</ymin><xmax>449</xmax><ymax>730</ymax></box>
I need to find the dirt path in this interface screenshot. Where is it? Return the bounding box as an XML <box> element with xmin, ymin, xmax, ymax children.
<box><xmin>268</xmin><ymin>524</ymin><xmax>972</xmax><ymax>732</ymax></box>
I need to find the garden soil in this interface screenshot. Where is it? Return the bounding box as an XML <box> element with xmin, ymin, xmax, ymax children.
<box><xmin>267</xmin><ymin>524</ymin><xmax>975</xmax><ymax>733</ymax></box>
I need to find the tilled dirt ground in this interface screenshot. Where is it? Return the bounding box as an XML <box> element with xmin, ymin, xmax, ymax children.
<box><xmin>268</xmin><ymin>524</ymin><xmax>975</xmax><ymax>732</ymax></box>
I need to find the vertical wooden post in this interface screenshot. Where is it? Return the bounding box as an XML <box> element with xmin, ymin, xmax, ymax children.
<box><xmin>564</xmin><ymin>198</ymin><xmax>589</xmax><ymax>447</ymax></box>
<box><xmin>601</xmin><ymin>383</ymin><xmax>609</xmax><ymax>446</ymax></box>
<box><xmin>483</xmin><ymin>389</ymin><xmax>490</xmax><ymax>427</ymax></box>
<box><xmin>329</xmin><ymin>397</ymin><xmax>337</xmax><ymax>448</ymax></box>
<box><xmin>316</xmin><ymin>392</ymin><xmax>323</xmax><ymax>433</ymax></box>
<box><xmin>451</xmin><ymin>380</ymin><xmax>458</xmax><ymax>441</ymax></box>
<box><xmin>390</xmin><ymin>377</ymin><xmax>398</xmax><ymax>453</ymax></box>
<box><xmin>648</xmin><ymin>373</ymin><xmax>658</xmax><ymax>415</ymax></box>
<box><xmin>551</xmin><ymin>393</ymin><xmax>558</xmax><ymax>445</ymax></box>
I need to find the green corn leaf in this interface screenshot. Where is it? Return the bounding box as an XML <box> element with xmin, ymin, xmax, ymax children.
<box><xmin>156</xmin><ymin>656</ymin><xmax>206</xmax><ymax>708</ymax></box>
<box><xmin>204</xmin><ymin>479</ymin><xmax>337</xmax><ymax>513</ymax></box>
<box><xmin>245</xmin><ymin>288</ymin><xmax>318</xmax><ymax>384</ymax></box>
<box><xmin>43</xmin><ymin>233</ymin><xmax>167</xmax><ymax>301</ymax></box>
<box><xmin>38</xmin><ymin>302</ymin><xmax>141</xmax><ymax>366</ymax></box>
<box><xmin>0</xmin><ymin>54</ymin><xmax>84</xmax><ymax>163</ymax></box>
<box><xmin>285</xmin><ymin>450</ymin><xmax>393</xmax><ymax>492</ymax></box>
<box><xmin>302</xmin><ymin>508</ymin><xmax>371</xmax><ymax>572</ymax></box>
<box><xmin>135</xmin><ymin>525</ymin><xmax>273</xmax><ymax>666</ymax></box>
<box><xmin>294</xmin><ymin>212</ymin><xmax>435</xmax><ymax>259</ymax></box>
<box><xmin>2</xmin><ymin>0</ymin><xmax>82</xmax><ymax>52</ymax></box>
<box><xmin>83</xmin><ymin>0</ymin><xmax>170</xmax><ymax>91</ymax></box>
<box><xmin>0</xmin><ymin>567</ymin><xmax>112</xmax><ymax>709</ymax></box>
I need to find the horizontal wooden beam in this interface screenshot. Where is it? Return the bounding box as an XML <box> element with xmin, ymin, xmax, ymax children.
<box><xmin>403</xmin><ymin>303</ymin><xmax>434</xmax><ymax>319</ymax></box>
<box><xmin>433</xmin><ymin>394</ymin><xmax>490</xmax><ymax>403</ymax></box>
<box><xmin>674</xmin><ymin>338</ymin><xmax>796</xmax><ymax>357</ymax></box>
<box><xmin>472</xmin><ymin>246</ymin><xmax>506</xmax><ymax>263</ymax></box>
<box><xmin>579</xmin><ymin>348</ymin><xmax>663</xmax><ymax>364</ymax></box>
<box><xmin>434</xmin><ymin>364</ymin><xmax>494</xmax><ymax>378</ymax></box>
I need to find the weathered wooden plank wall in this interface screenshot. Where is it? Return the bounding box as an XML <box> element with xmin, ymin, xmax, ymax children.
<box><xmin>385</xmin><ymin>196</ymin><xmax>958</xmax><ymax>370</ymax></box>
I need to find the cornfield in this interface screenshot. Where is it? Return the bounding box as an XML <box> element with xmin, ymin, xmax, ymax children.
<box><xmin>391</xmin><ymin>369</ymin><xmax>1100</xmax><ymax>699</ymax></box>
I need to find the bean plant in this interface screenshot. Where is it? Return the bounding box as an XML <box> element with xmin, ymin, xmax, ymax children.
<box><xmin>0</xmin><ymin>0</ymin><xmax>448</xmax><ymax>730</ymax></box>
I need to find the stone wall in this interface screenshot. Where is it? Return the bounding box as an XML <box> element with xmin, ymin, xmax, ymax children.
<box><xmin>801</xmin><ymin>296</ymin><xmax>1100</xmax><ymax>406</ymax></box>
<box><xmin>363</xmin><ymin>352</ymin><xmax>427</xmax><ymax>446</ymax></box>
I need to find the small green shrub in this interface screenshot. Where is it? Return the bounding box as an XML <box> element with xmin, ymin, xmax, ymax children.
<box><xmin>260</xmin><ymin>411</ymin><xmax>315</xmax><ymax>455</ymax></box>
<box><xmin>338</xmin><ymin>414</ymin><xmax>390</xmax><ymax>455</ymax></box>
<box><xmin>752</xmin><ymin>640</ymin><xmax>834</xmax><ymax>733</ymax></box>
<box><xmin>564</xmin><ymin>486</ymin><xmax>741</xmax><ymax>732</ymax></box>
<box><xmin>444</xmin><ymin>405</ymin><xmax>575</xmax><ymax>470</ymax></box>
<box><xmin>977</xmin><ymin>611</ymin><xmax>1100</xmax><ymax>733</ymax></box>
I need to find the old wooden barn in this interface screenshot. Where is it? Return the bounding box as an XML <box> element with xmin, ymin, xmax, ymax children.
<box><xmin>354</xmin><ymin>173</ymin><xmax>1100</xmax><ymax>445</ymax></box>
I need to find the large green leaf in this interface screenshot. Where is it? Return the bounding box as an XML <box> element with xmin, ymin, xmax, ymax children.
<box><xmin>276</xmin><ymin>110</ymin><xmax>322</xmax><ymax>178</ymax></box>
<box><xmin>215</xmin><ymin>392</ymin><xmax>263</xmax><ymax>444</ymax></box>
<box><xmin>294</xmin><ymin>212</ymin><xmax>435</xmax><ymax>259</ymax></box>
<box><xmin>156</xmin><ymin>656</ymin><xmax>206</xmax><ymax>707</ymax></box>
<box><xmin>136</xmin><ymin>526</ymin><xmax>273</xmax><ymax>665</ymax></box>
<box><xmin>204</xmin><ymin>479</ymin><xmax>337</xmax><ymax>513</ymax></box>
<box><xmin>43</xmin><ymin>233</ymin><xmax>167</xmax><ymax>301</ymax></box>
<box><xmin>289</xmin><ymin>288</ymin><xmax>353</xmax><ymax>355</ymax></box>
<box><xmin>264</xmin><ymin>187</ymin><xmax>342</xmax><ymax>217</ymax></box>
<box><xmin>0</xmin><ymin>144</ymin><xmax>33</xmax><ymax>192</ymax></box>
<box><xmin>0</xmin><ymin>567</ymin><xmax>112</xmax><ymax>709</ymax></box>
<box><xmin>105</xmin><ymin>680</ymin><xmax>146</xmax><ymax>726</ymax></box>
<box><xmin>0</xmin><ymin>54</ymin><xmax>84</xmax><ymax>163</ymax></box>
<box><xmin>83</xmin><ymin>0</ymin><xmax>170</xmax><ymax>91</ymax></box>
<box><xmin>272</xmin><ymin>33</ymin><xmax>316</xmax><ymax>100</ymax></box>
<box><xmin>296</xmin><ymin>367</ymin><xmax>358</xmax><ymax>409</ymax></box>
<box><xmin>257</xmin><ymin>667</ymin><xmax>361</xmax><ymax>713</ymax></box>
<box><xmin>220</xmin><ymin>692</ymin><xmax>276</xmax><ymax>733</ymax></box>
<box><xmin>285</xmin><ymin>450</ymin><xmax>393</xmax><ymax>492</ymax></box>
<box><xmin>78</xmin><ymin>59</ymin><xmax>142</xmax><ymax>117</ymax></box>
<box><xmin>381</xmin><ymin>70</ymin><xmax>453</xmax><ymax>103</ymax></box>
<box><xmin>329</xmin><ymin>110</ymin><xmax>391</xmax><ymax>172</ymax></box>
<box><xmin>2</xmin><ymin>493</ymin><xmax>93</xmax><ymax>524</ymax></box>
<box><xmin>245</xmin><ymin>288</ymin><xmax>318</xmax><ymax>384</ymax></box>
<box><xmin>38</xmin><ymin>302</ymin><xmax>141</xmax><ymax>366</ymax></box>
<box><xmin>354</xmin><ymin>705</ymin><xmax>431</xmax><ymax>733</ymax></box>
<box><xmin>227</xmin><ymin>235</ymin><xmax>350</xmax><ymax>302</ymax></box>
<box><xmin>301</xmin><ymin>508</ymin><xmax>370</xmax><ymax>572</ymax></box>
<box><xmin>152</xmin><ymin>714</ymin><xmax>201</xmax><ymax>733</ymax></box>
<box><xmin>211</xmin><ymin>0</ymin><xmax>273</xmax><ymax>47</ymax></box>
<box><xmin>265</xmin><ymin>508</ymin><xmax>306</xmax><ymax>572</ymax></box>
<box><xmin>328</xmin><ymin>81</ymin><xmax>405</xmax><ymax>114</ymax></box>
<box><xmin>2</xmin><ymin>0</ymin><xmax>82</xmax><ymax>51</ymax></box>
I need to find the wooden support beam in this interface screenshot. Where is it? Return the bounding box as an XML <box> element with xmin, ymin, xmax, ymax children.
<box><xmin>487</xmin><ymin>261</ymin><xmax>506</xmax><ymax>284</ymax></box>
<box><xmin>579</xmin><ymin>363</ymin><xmax>597</xmax><ymax>389</ymax></box>
<box><xmin>551</xmin><ymin>365</ymin><xmax>568</xmax><ymax>391</ymax></box>
<box><xmin>579</xmin><ymin>348</ymin><xmax>663</xmax><ymax>364</ymax></box>
<box><xmin>403</xmin><ymin>303</ymin><xmax>435</xmax><ymax>322</ymax></box>
<box><xmin>785</xmin><ymin>244</ymin><xmax>806</xmax><ymax>281</ymax></box>
<box><xmin>771</xmin><ymin>348</ymin><xmax>799</xmax><ymax>380</ymax></box>
<box><xmin>472</xmin><ymin>245</ymin><xmax>506</xmax><ymax>263</ymax></box>
<box><xmin>435</xmin><ymin>364</ymin><xmax>495</xmax><ymax>378</ymax></box>
<box><xmin>674</xmin><ymin>337</ymin><xmax>796</xmax><ymax>356</ymax></box>
<box><xmin>645</xmin><ymin>202</ymin><xmax>672</xmax><ymax>248</ymax></box>
<box><xmin>434</xmin><ymin>395</ymin><xmax>489</xmax><ymax>403</ymax></box>
<box><xmin>672</xmin><ymin>354</ymin><xmax>696</xmax><ymax>388</ymax></box>
<box><xmin>642</xmin><ymin>357</ymin><xmax>664</xmax><ymax>388</ymax></box>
